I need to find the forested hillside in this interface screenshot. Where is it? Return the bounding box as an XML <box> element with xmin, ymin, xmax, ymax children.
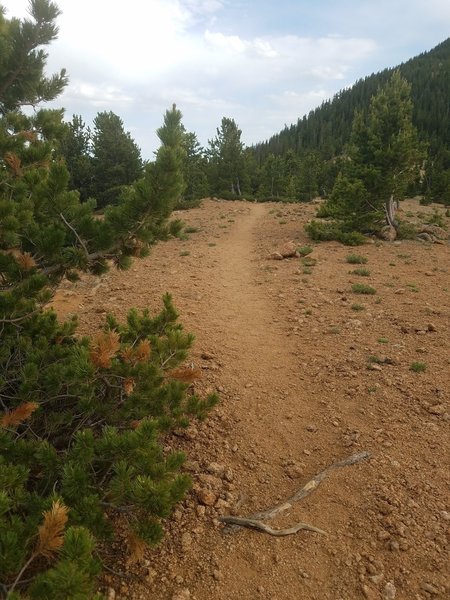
<box><xmin>253</xmin><ymin>38</ymin><xmax>450</xmax><ymax>160</ymax></box>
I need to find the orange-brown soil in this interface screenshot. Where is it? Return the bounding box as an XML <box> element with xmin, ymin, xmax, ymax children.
<box><xmin>53</xmin><ymin>199</ymin><xmax>449</xmax><ymax>600</ymax></box>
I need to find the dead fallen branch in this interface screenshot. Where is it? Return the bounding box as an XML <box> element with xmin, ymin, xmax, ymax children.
<box><xmin>219</xmin><ymin>451</ymin><xmax>370</xmax><ymax>536</ymax></box>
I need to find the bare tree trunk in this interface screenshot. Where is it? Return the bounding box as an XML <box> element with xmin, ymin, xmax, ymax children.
<box><xmin>385</xmin><ymin>194</ymin><xmax>398</xmax><ymax>229</ymax></box>
<box><xmin>236</xmin><ymin>177</ymin><xmax>241</xmax><ymax>197</ymax></box>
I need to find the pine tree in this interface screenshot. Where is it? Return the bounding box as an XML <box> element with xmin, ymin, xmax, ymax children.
<box><xmin>208</xmin><ymin>117</ymin><xmax>247</xmax><ymax>197</ymax></box>
<box><xmin>59</xmin><ymin>114</ymin><xmax>94</xmax><ymax>200</ymax></box>
<box><xmin>91</xmin><ymin>111</ymin><xmax>143</xmax><ymax>208</ymax></box>
<box><xmin>0</xmin><ymin>4</ymin><xmax>217</xmax><ymax>597</ymax></box>
<box><xmin>327</xmin><ymin>72</ymin><xmax>423</xmax><ymax>233</ymax></box>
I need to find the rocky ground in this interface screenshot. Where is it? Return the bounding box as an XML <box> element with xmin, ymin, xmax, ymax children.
<box><xmin>53</xmin><ymin>198</ymin><xmax>449</xmax><ymax>600</ymax></box>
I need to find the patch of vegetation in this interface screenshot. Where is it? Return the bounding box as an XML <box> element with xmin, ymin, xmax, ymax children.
<box><xmin>305</xmin><ymin>221</ymin><xmax>366</xmax><ymax>246</ymax></box>
<box><xmin>302</xmin><ymin>257</ymin><xmax>317</xmax><ymax>267</ymax></box>
<box><xmin>410</xmin><ymin>362</ymin><xmax>426</xmax><ymax>372</ymax></box>
<box><xmin>346</xmin><ymin>254</ymin><xmax>368</xmax><ymax>264</ymax></box>
<box><xmin>425</xmin><ymin>209</ymin><xmax>446</xmax><ymax>228</ymax></box>
<box><xmin>297</xmin><ymin>245</ymin><xmax>313</xmax><ymax>256</ymax></box>
<box><xmin>406</xmin><ymin>283</ymin><xmax>419</xmax><ymax>292</ymax></box>
<box><xmin>351</xmin><ymin>267</ymin><xmax>371</xmax><ymax>276</ymax></box>
<box><xmin>396</xmin><ymin>220</ymin><xmax>418</xmax><ymax>239</ymax></box>
<box><xmin>184</xmin><ymin>226</ymin><xmax>200</xmax><ymax>234</ymax></box>
<box><xmin>368</xmin><ymin>355</ymin><xmax>384</xmax><ymax>364</ymax></box>
<box><xmin>179</xmin><ymin>250</ymin><xmax>190</xmax><ymax>256</ymax></box>
<box><xmin>352</xmin><ymin>283</ymin><xmax>376</xmax><ymax>294</ymax></box>
<box><xmin>351</xmin><ymin>303</ymin><xmax>365</xmax><ymax>311</ymax></box>
<box><xmin>378</xmin><ymin>337</ymin><xmax>389</xmax><ymax>343</ymax></box>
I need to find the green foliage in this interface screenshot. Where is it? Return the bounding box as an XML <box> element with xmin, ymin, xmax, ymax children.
<box><xmin>305</xmin><ymin>220</ymin><xmax>366</xmax><ymax>245</ymax></box>
<box><xmin>91</xmin><ymin>111</ymin><xmax>143</xmax><ymax>208</ymax></box>
<box><xmin>410</xmin><ymin>361</ymin><xmax>426</xmax><ymax>372</ymax></box>
<box><xmin>0</xmin><ymin>296</ymin><xmax>217</xmax><ymax>595</ymax></box>
<box><xmin>351</xmin><ymin>303</ymin><xmax>365</xmax><ymax>311</ymax></box>
<box><xmin>352</xmin><ymin>283</ymin><xmax>376</xmax><ymax>294</ymax></box>
<box><xmin>0</xmin><ymin>5</ymin><xmax>214</xmax><ymax>596</ymax></box>
<box><xmin>297</xmin><ymin>245</ymin><xmax>313</xmax><ymax>256</ymax></box>
<box><xmin>326</xmin><ymin>72</ymin><xmax>423</xmax><ymax>233</ymax></box>
<box><xmin>208</xmin><ymin>117</ymin><xmax>247</xmax><ymax>197</ymax></box>
<box><xmin>351</xmin><ymin>267</ymin><xmax>371</xmax><ymax>276</ymax></box>
<box><xmin>346</xmin><ymin>254</ymin><xmax>368</xmax><ymax>264</ymax></box>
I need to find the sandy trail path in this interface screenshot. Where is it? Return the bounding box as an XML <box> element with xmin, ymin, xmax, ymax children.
<box><xmin>54</xmin><ymin>199</ymin><xmax>449</xmax><ymax>600</ymax></box>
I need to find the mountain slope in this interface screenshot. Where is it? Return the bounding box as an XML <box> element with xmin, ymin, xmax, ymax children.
<box><xmin>253</xmin><ymin>38</ymin><xmax>450</xmax><ymax>163</ymax></box>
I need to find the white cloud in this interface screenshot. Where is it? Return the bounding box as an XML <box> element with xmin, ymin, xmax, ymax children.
<box><xmin>2</xmin><ymin>0</ymin><xmax>448</xmax><ymax>157</ymax></box>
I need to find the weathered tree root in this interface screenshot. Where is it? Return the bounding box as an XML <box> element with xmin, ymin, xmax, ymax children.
<box><xmin>219</xmin><ymin>451</ymin><xmax>370</xmax><ymax>537</ymax></box>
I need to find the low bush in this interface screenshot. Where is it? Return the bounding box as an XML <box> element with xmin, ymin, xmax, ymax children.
<box><xmin>0</xmin><ymin>295</ymin><xmax>218</xmax><ymax>597</ymax></box>
<box><xmin>346</xmin><ymin>254</ymin><xmax>368</xmax><ymax>264</ymax></box>
<box><xmin>352</xmin><ymin>283</ymin><xmax>376</xmax><ymax>294</ymax></box>
<box><xmin>305</xmin><ymin>221</ymin><xmax>366</xmax><ymax>246</ymax></box>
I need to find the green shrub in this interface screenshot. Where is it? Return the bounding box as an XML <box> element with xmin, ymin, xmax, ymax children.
<box><xmin>297</xmin><ymin>245</ymin><xmax>313</xmax><ymax>256</ymax></box>
<box><xmin>410</xmin><ymin>362</ymin><xmax>426</xmax><ymax>372</ymax></box>
<box><xmin>425</xmin><ymin>209</ymin><xmax>446</xmax><ymax>228</ymax></box>
<box><xmin>351</xmin><ymin>267</ymin><xmax>371</xmax><ymax>276</ymax></box>
<box><xmin>305</xmin><ymin>220</ymin><xmax>366</xmax><ymax>245</ymax></box>
<box><xmin>0</xmin><ymin>295</ymin><xmax>218</xmax><ymax>595</ymax></box>
<box><xmin>352</xmin><ymin>283</ymin><xmax>376</xmax><ymax>294</ymax></box>
<box><xmin>396</xmin><ymin>220</ymin><xmax>417</xmax><ymax>239</ymax></box>
<box><xmin>351</xmin><ymin>303</ymin><xmax>365</xmax><ymax>311</ymax></box>
<box><xmin>346</xmin><ymin>254</ymin><xmax>368</xmax><ymax>264</ymax></box>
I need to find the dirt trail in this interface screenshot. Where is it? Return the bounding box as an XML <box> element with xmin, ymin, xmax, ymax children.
<box><xmin>53</xmin><ymin>199</ymin><xmax>449</xmax><ymax>600</ymax></box>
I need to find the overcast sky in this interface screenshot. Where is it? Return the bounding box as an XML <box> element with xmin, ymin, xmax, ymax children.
<box><xmin>3</xmin><ymin>0</ymin><xmax>450</xmax><ymax>158</ymax></box>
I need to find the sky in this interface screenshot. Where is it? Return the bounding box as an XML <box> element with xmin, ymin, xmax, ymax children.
<box><xmin>3</xmin><ymin>0</ymin><xmax>450</xmax><ymax>158</ymax></box>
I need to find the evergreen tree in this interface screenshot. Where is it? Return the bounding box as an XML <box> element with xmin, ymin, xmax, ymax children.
<box><xmin>181</xmin><ymin>131</ymin><xmax>209</xmax><ymax>203</ymax></box>
<box><xmin>0</xmin><ymin>4</ymin><xmax>216</xmax><ymax>597</ymax></box>
<box><xmin>208</xmin><ymin>117</ymin><xmax>247</xmax><ymax>197</ymax></box>
<box><xmin>91</xmin><ymin>111</ymin><xmax>143</xmax><ymax>208</ymax></box>
<box><xmin>327</xmin><ymin>72</ymin><xmax>423</xmax><ymax>232</ymax></box>
<box><xmin>59</xmin><ymin>114</ymin><xmax>93</xmax><ymax>200</ymax></box>
<box><xmin>0</xmin><ymin>0</ymin><xmax>67</xmax><ymax>113</ymax></box>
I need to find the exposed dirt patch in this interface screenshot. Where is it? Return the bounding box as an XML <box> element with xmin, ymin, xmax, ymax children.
<box><xmin>53</xmin><ymin>199</ymin><xmax>450</xmax><ymax>600</ymax></box>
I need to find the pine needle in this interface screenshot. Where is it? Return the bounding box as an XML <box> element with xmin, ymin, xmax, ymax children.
<box><xmin>90</xmin><ymin>330</ymin><xmax>121</xmax><ymax>368</ymax></box>
<box><xmin>15</xmin><ymin>251</ymin><xmax>37</xmax><ymax>271</ymax></box>
<box><xmin>36</xmin><ymin>500</ymin><xmax>69</xmax><ymax>559</ymax></box>
<box><xmin>4</xmin><ymin>152</ymin><xmax>23</xmax><ymax>177</ymax></box>
<box><xmin>1</xmin><ymin>402</ymin><xmax>39</xmax><ymax>428</ymax></box>
<box><xmin>134</xmin><ymin>339</ymin><xmax>151</xmax><ymax>362</ymax></box>
<box><xmin>126</xmin><ymin>532</ymin><xmax>147</xmax><ymax>565</ymax></box>
<box><xmin>167</xmin><ymin>365</ymin><xmax>202</xmax><ymax>384</ymax></box>
<box><xmin>123</xmin><ymin>377</ymin><xmax>136</xmax><ymax>396</ymax></box>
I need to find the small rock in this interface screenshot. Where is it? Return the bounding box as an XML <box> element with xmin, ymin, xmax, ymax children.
<box><xmin>369</xmin><ymin>574</ymin><xmax>384</xmax><ymax>585</ymax></box>
<box><xmin>172</xmin><ymin>589</ymin><xmax>191</xmax><ymax>600</ymax></box>
<box><xmin>368</xmin><ymin>363</ymin><xmax>383</xmax><ymax>371</ymax></box>
<box><xmin>269</xmin><ymin>252</ymin><xmax>283</xmax><ymax>260</ymax></box>
<box><xmin>201</xmin><ymin>351</ymin><xmax>215</xmax><ymax>360</ymax></box>
<box><xmin>181</xmin><ymin>532</ymin><xmax>192</xmax><ymax>550</ymax></box>
<box><xmin>427</xmin><ymin>322</ymin><xmax>437</xmax><ymax>332</ymax></box>
<box><xmin>383</xmin><ymin>581</ymin><xmax>396</xmax><ymax>599</ymax></box>
<box><xmin>213</xmin><ymin>569</ymin><xmax>223</xmax><ymax>581</ymax></box>
<box><xmin>380</xmin><ymin>225</ymin><xmax>397</xmax><ymax>242</ymax></box>
<box><xmin>421</xmin><ymin>582</ymin><xmax>439</xmax><ymax>595</ymax></box>
<box><xmin>206</xmin><ymin>462</ymin><xmax>225</xmax><ymax>476</ymax></box>
<box><xmin>428</xmin><ymin>404</ymin><xmax>445</xmax><ymax>416</ymax></box>
<box><xmin>107</xmin><ymin>588</ymin><xmax>116</xmax><ymax>600</ymax></box>
<box><xmin>279</xmin><ymin>241</ymin><xmax>298</xmax><ymax>258</ymax></box>
<box><xmin>306</xmin><ymin>424</ymin><xmax>318</xmax><ymax>432</ymax></box>
<box><xmin>197</xmin><ymin>488</ymin><xmax>217</xmax><ymax>506</ymax></box>
<box><xmin>388</xmin><ymin>539</ymin><xmax>400</xmax><ymax>551</ymax></box>
<box><xmin>223</xmin><ymin>468</ymin><xmax>234</xmax><ymax>482</ymax></box>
